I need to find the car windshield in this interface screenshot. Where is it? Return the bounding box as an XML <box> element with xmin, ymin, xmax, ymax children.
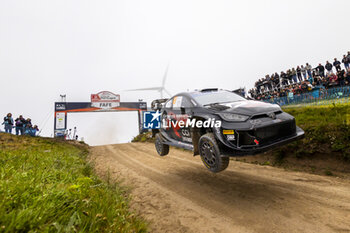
<box><xmin>191</xmin><ymin>91</ymin><xmax>246</xmax><ymax>106</ymax></box>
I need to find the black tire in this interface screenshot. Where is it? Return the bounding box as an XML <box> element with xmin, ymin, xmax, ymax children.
<box><xmin>198</xmin><ymin>133</ymin><xmax>229</xmax><ymax>173</ymax></box>
<box><xmin>155</xmin><ymin>133</ymin><xmax>169</xmax><ymax>156</ymax></box>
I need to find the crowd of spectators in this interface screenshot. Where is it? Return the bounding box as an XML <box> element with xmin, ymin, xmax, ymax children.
<box><xmin>249</xmin><ymin>52</ymin><xmax>350</xmax><ymax>101</ymax></box>
<box><xmin>2</xmin><ymin>113</ymin><xmax>39</xmax><ymax>136</ymax></box>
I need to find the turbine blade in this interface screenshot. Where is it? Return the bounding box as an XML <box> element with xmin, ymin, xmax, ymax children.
<box><xmin>164</xmin><ymin>88</ymin><xmax>172</xmax><ymax>97</ymax></box>
<box><xmin>162</xmin><ymin>63</ymin><xmax>170</xmax><ymax>88</ymax></box>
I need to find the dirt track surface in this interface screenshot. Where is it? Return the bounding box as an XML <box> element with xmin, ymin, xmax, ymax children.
<box><xmin>91</xmin><ymin>143</ymin><xmax>350</xmax><ymax>233</ymax></box>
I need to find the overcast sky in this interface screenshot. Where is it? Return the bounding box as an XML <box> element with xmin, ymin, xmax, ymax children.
<box><xmin>0</xmin><ymin>0</ymin><xmax>349</xmax><ymax>145</ymax></box>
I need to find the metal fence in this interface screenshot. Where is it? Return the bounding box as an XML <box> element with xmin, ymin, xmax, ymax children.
<box><xmin>263</xmin><ymin>86</ymin><xmax>350</xmax><ymax>107</ymax></box>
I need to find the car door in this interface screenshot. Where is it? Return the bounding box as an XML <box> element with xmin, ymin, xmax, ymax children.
<box><xmin>167</xmin><ymin>96</ymin><xmax>183</xmax><ymax>141</ymax></box>
<box><xmin>172</xmin><ymin>96</ymin><xmax>194</xmax><ymax>144</ymax></box>
<box><xmin>160</xmin><ymin>97</ymin><xmax>174</xmax><ymax>140</ymax></box>
<box><xmin>178</xmin><ymin>96</ymin><xmax>194</xmax><ymax>144</ymax></box>
<box><xmin>161</xmin><ymin>96</ymin><xmax>194</xmax><ymax>143</ymax></box>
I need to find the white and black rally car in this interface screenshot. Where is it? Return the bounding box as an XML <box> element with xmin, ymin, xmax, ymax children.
<box><xmin>152</xmin><ymin>89</ymin><xmax>304</xmax><ymax>173</ymax></box>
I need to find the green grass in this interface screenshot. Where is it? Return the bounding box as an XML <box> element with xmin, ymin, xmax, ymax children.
<box><xmin>282</xmin><ymin>97</ymin><xmax>350</xmax><ymax>108</ymax></box>
<box><xmin>0</xmin><ymin>133</ymin><xmax>147</xmax><ymax>233</ymax></box>
<box><xmin>276</xmin><ymin>103</ymin><xmax>350</xmax><ymax>161</ymax></box>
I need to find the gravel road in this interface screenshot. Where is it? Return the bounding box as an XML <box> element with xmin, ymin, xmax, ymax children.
<box><xmin>91</xmin><ymin>142</ymin><xmax>350</xmax><ymax>233</ymax></box>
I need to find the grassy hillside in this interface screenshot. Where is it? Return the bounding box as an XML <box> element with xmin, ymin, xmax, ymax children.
<box><xmin>283</xmin><ymin>103</ymin><xmax>350</xmax><ymax>160</ymax></box>
<box><xmin>239</xmin><ymin>103</ymin><xmax>350</xmax><ymax>176</ymax></box>
<box><xmin>0</xmin><ymin>134</ymin><xmax>147</xmax><ymax>232</ymax></box>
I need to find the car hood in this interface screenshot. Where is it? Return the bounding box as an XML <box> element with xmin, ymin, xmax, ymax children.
<box><xmin>220</xmin><ymin>100</ymin><xmax>281</xmax><ymax>116</ymax></box>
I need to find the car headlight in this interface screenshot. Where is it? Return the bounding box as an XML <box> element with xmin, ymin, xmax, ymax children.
<box><xmin>218</xmin><ymin>113</ymin><xmax>249</xmax><ymax>122</ymax></box>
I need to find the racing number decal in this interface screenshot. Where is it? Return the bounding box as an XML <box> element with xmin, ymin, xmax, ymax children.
<box><xmin>181</xmin><ymin>129</ymin><xmax>190</xmax><ymax>137</ymax></box>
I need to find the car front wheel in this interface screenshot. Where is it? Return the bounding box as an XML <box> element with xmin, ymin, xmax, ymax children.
<box><xmin>198</xmin><ymin>133</ymin><xmax>229</xmax><ymax>173</ymax></box>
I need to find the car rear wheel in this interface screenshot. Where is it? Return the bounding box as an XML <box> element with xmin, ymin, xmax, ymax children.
<box><xmin>199</xmin><ymin>133</ymin><xmax>229</xmax><ymax>173</ymax></box>
<box><xmin>155</xmin><ymin>133</ymin><xmax>169</xmax><ymax>156</ymax></box>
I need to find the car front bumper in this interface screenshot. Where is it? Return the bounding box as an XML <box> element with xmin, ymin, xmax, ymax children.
<box><xmin>220</xmin><ymin>126</ymin><xmax>305</xmax><ymax>157</ymax></box>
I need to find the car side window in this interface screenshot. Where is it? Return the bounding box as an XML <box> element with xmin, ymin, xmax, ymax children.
<box><xmin>173</xmin><ymin>96</ymin><xmax>183</xmax><ymax>109</ymax></box>
<box><xmin>181</xmin><ymin>97</ymin><xmax>193</xmax><ymax>108</ymax></box>
<box><xmin>165</xmin><ymin>98</ymin><xmax>173</xmax><ymax>109</ymax></box>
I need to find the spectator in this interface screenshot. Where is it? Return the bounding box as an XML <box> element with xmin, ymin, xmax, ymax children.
<box><xmin>312</xmin><ymin>70</ymin><xmax>317</xmax><ymax>78</ymax></box>
<box><xmin>300</xmin><ymin>81</ymin><xmax>308</xmax><ymax>93</ymax></box>
<box><xmin>24</xmin><ymin>124</ymin><xmax>32</xmax><ymax>135</ymax></box>
<box><xmin>296</xmin><ymin>66</ymin><xmax>302</xmax><ymax>82</ymax></box>
<box><xmin>265</xmin><ymin>75</ymin><xmax>272</xmax><ymax>91</ymax></box>
<box><xmin>346</xmin><ymin>69</ymin><xmax>350</xmax><ymax>85</ymax></box>
<box><xmin>25</xmin><ymin>118</ymin><xmax>32</xmax><ymax>128</ymax></box>
<box><xmin>306</xmin><ymin>63</ymin><xmax>313</xmax><ymax>78</ymax></box>
<box><xmin>30</xmin><ymin>125</ymin><xmax>39</xmax><ymax>136</ymax></box>
<box><xmin>328</xmin><ymin>73</ymin><xmax>338</xmax><ymax>87</ymax></box>
<box><xmin>15</xmin><ymin>115</ymin><xmax>25</xmax><ymax>135</ymax></box>
<box><xmin>286</xmin><ymin>69</ymin><xmax>292</xmax><ymax>84</ymax></box>
<box><xmin>280</xmin><ymin>71</ymin><xmax>288</xmax><ymax>86</ymax></box>
<box><xmin>324</xmin><ymin>73</ymin><xmax>330</xmax><ymax>84</ymax></box>
<box><xmin>333</xmin><ymin>58</ymin><xmax>341</xmax><ymax>72</ymax></box>
<box><xmin>301</xmin><ymin>65</ymin><xmax>307</xmax><ymax>80</ymax></box>
<box><xmin>2</xmin><ymin>113</ymin><xmax>14</xmax><ymax>133</ymax></box>
<box><xmin>317</xmin><ymin>63</ymin><xmax>325</xmax><ymax>77</ymax></box>
<box><xmin>313</xmin><ymin>74</ymin><xmax>321</xmax><ymax>86</ymax></box>
<box><xmin>308</xmin><ymin>72</ymin><xmax>314</xmax><ymax>84</ymax></box>
<box><xmin>270</xmin><ymin>74</ymin><xmax>275</xmax><ymax>90</ymax></box>
<box><xmin>255</xmin><ymin>79</ymin><xmax>261</xmax><ymax>93</ymax></box>
<box><xmin>249</xmin><ymin>52</ymin><xmax>350</xmax><ymax>102</ymax></box>
<box><xmin>291</xmin><ymin>68</ymin><xmax>297</xmax><ymax>83</ymax></box>
<box><xmin>273</xmin><ymin>72</ymin><xmax>280</xmax><ymax>89</ymax></box>
<box><xmin>325</xmin><ymin>61</ymin><xmax>333</xmax><ymax>75</ymax></box>
<box><xmin>264</xmin><ymin>75</ymin><xmax>272</xmax><ymax>91</ymax></box>
<box><xmin>342</xmin><ymin>54</ymin><xmax>349</xmax><ymax>70</ymax></box>
<box><xmin>337</xmin><ymin>70</ymin><xmax>345</xmax><ymax>86</ymax></box>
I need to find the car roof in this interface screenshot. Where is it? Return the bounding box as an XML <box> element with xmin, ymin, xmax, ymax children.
<box><xmin>175</xmin><ymin>89</ymin><xmax>229</xmax><ymax>99</ymax></box>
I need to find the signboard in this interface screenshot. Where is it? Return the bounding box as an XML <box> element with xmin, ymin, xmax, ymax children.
<box><xmin>91</xmin><ymin>91</ymin><xmax>120</xmax><ymax>109</ymax></box>
<box><xmin>55</xmin><ymin>103</ymin><xmax>66</xmax><ymax>111</ymax></box>
<box><xmin>55</xmin><ymin>112</ymin><xmax>66</xmax><ymax>129</ymax></box>
<box><xmin>54</xmin><ymin>91</ymin><xmax>148</xmax><ymax>138</ymax></box>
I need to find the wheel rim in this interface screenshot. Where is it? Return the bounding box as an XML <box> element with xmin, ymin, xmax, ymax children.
<box><xmin>200</xmin><ymin>141</ymin><xmax>216</xmax><ymax>167</ymax></box>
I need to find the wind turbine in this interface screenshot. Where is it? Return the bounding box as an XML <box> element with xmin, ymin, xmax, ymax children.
<box><xmin>125</xmin><ymin>64</ymin><xmax>172</xmax><ymax>99</ymax></box>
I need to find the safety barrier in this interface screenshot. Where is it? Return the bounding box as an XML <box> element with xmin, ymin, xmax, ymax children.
<box><xmin>263</xmin><ymin>86</ymin><xmax>350</xmax><ymax>106</ymax></box>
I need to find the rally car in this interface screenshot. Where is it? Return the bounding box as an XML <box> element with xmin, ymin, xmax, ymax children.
<box><xmin>151</xmin><ymin>89</ymin><xmax>304</xmax><ymax>173</ymax></box>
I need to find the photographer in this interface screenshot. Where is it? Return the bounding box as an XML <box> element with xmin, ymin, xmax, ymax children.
<box><xmin>2</xmin><ymin>113</ymin><xmax>14</xmax><ymax>134</ymax></box>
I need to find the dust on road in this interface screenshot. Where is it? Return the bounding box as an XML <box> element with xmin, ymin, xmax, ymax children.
<box><xmin>91</xmin><ymin>143</ymin><xmax>350</xmax><ymax>233</ymax></box>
